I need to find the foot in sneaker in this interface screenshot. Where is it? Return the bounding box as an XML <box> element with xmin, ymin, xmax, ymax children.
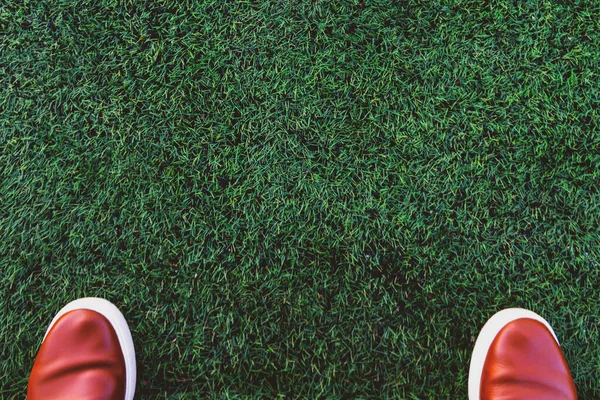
<box><xmin>27</xmin><ymin>298</ymin><xmax>136</xmax><ymax>400</ymax></box>
<box><xmin>469</xmin><ymin>308</ymin><xmax>577</xmax><ymax>400</ymax></box>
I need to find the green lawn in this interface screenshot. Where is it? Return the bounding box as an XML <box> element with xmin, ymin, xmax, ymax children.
<box><xmin>2</xmin><ymin>0</ymin><xmax>600</xmax><ymax>398</ymax></box>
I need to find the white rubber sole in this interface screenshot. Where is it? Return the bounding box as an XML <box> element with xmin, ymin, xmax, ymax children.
<box><xmin>468</xmin><ymin>308</ymin><xmax>559</xmax><ymax>400</ymax></box>
<box><xmin>44</xmin><ymin>297</ymin><xmax>136</xmax><ymax>400</ymax></box>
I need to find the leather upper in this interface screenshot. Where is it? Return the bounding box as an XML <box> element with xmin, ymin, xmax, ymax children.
<box><xmin>480</xmin><ymin>318</ymin><xmax>577</xmax><ymax>400</ymax></box>
<box><xmin>27</xmin><ymin>309</ymin><xmax>126</xmax><ymax>400</ymax></box>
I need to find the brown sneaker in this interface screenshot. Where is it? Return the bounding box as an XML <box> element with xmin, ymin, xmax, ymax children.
<box><xmin>27</xmin><ymin>298</ymin><xmax>136</xmax><ymax>400</ymax></box>
<box><xmin>468</xmin><ymin>308</ymin><xmax>577</xmax><ymax>400</ymax></box>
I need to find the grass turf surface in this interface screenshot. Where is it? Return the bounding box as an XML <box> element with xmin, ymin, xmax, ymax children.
<box><xmin>1</xmin><ymin>0</ymin><xmax>600</xmax><ymax>397</ymax></box>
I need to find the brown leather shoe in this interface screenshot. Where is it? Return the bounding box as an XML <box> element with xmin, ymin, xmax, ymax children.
<box><xmin>469</xmin><ymin>308</ymin><xmax>577</xmax><ymax>400</ymax></box>
<box><xmin>27</xmin><ymin>298</ymin><xmax>136</xmax><ymax>400</ymax></box>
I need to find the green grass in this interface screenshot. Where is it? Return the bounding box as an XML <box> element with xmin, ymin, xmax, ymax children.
<box><xmin>1</xmin><ymin>0</ymin><xmax>600</xmax><ymax>397</ymax></box>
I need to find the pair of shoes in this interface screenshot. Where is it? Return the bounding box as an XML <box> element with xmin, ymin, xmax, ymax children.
<box><xmin>27</xmin><ymin>298</ymin><xmax>136</xmax><ymax>400</ymax></box>
<box><xmin>469</xmin><ymin>308</ymin><xmax>578</xmax><ymax>400</ymax></box>
<box><xmin>26</xmin><ymin>299</ymin><xmax>578</xmax><ymax>399</ymax></box>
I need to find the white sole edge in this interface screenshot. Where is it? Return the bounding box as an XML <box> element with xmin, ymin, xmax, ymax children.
<box><xmin>468</xmin><ymin>308</ymin><xmax>558</xmax><ymax>400</ymax></box>
<box><xmin>44</xmin><ymin>297</ymin><xmax>137</xmax><ymax>400</ymax></box>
